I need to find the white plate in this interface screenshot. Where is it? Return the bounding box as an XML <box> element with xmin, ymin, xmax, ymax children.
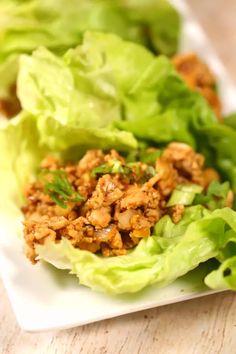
<box><xmin>0</xmin><ymin>0</ymin><xmax>236</xmax><ymax>332</ymax></box>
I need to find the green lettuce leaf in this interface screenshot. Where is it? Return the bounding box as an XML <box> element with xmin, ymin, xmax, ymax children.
<box><xmin>0</xmin><ymin>0</ymin><xmax>180</xmax><ymax>60</ymax></box>
<box><xmin>17</xmin><ymin>46</ymin><xmax>137</xmax><ymax>152</ymax></box>
<box><xmin>116</xmin><ymin>60</ymin><xmax>217</xmax><ymax>147</ymax></box>
<box><xmin>112</xmin><ymin>0</ymin><xmax>181</xmax><ymax>56</ymax></box>
<box><xmin>224</xmin><ymin>113</ymin><xmax>236</xmax><ymax>130</ymax></box>
<box><xmin>205</xmin><ymin>256</ymin><xmax>236</xmax><ymax>290</ymax></box>
<box><xmin>17</xmin><ymin>32</ymin><xmax>216</xmax><ymax>152</ymax></box>
<box><xmin>0</xmin><ymin>112</ymin><xmax>47</xmax><ymax>207</ymax></box>
<box><xmin>197</xmin><ymin>124</ymin><xmax>236</xmax><ymax>198</ymax></box>
<box><xmin>35</xmin><ymin>207</ymin><xmax>236</xmax><ymax>294</ymax></box>
<box><xmin>194</xmin><ymin>181</ymin><xmax>231</xmax><ymax>211</ymax></box>
<box><xmin>18</xmin><ymin>37</ymin><xmax>154</xmax><ymax>128</ymax></box>
<box><xmin>0</xmin><ymin>0</ymin><xmax>180</xmax><ymax>108</ymax></box>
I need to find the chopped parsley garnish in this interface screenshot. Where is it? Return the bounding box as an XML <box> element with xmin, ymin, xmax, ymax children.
<box><xmin>42</xmin><ymin>169</ymin><xmax>85</xmax><ymax>208</ymax></box>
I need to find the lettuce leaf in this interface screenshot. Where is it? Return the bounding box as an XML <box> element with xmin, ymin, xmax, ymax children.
<box><xmin>0</xmin><ymin>0</ymin><xmax>180</xmax><ymax>60</ymax></box>
<box><xmin>193</xmin><ymin>181</ymin><xmax>231</xmax><ymax>211</ymax></box>
<box><xmin>224</xmin><ymin>113</ymin><xmax>236</xmax><ymax>130</ymax></box>
<box><xmin>17</xmin><ymin>32</ymin><xmax>216</xmax><ymax>152</ymax></box>
<box><xmin>0</xmin><ymin>112</ymin><xmax>47</xmax><ymax>206</ymax></box>
<box><xmin>18</xmin><ymin>37</ymin><xmax>154</xmax><ymax>128</ymax></box>
<box><xmin>197</xmin><ymin>124</ymin><xmax>236</xmax><ymax>198</ymax></box>
<box><xmin>205</xmin><ymin>256</ymin><xmax>236</xmax><ymax>290</ymax></box>
<box><xmin>111</xmin><ymin>0</ymin><xmax>181</xmax><ymax>56</ymax></box>
<box><xmin>0</xmin><ymin>0</ymin><xmax>180</xmax><ymax>105</ymax></box>
<box><xmin>17</xmin><ymin>42</ymin><xmax>138</xmax><ymax>152</ymax></box>
<box><xmin>35</xmin><ymin>207</ymin><xmax>236</xmax><ymax>294</ymax></box>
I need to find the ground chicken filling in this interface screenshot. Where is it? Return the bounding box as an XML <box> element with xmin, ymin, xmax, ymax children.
<box><xmin>22</xmin><ymin>143</ymin><xmax>223</xmax><ymax>263</ymax></box>
<box><xmin>172</xmin><ymin>53</ymin><xmax>222</xmax><ymax>121</ymax></box>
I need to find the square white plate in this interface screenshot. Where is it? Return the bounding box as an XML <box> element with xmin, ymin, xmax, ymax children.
<box><xmin>1</xmin><ymin>0</ymin><xmax>236</xmax><ymax>332</ymax></box>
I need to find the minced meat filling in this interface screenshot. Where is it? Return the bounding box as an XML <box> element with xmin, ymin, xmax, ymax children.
<box><xmin>22</xmin><ymin>143</ymin><xmax>220</xmax><ymax>263</ymax></box>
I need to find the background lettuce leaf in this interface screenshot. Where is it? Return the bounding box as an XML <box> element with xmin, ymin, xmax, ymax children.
<box><xmin>117</xmin><ymin>59</ymin><xmax>217</xmax><ymax>147</ymax></box>
<box><xmin>0</xmin><ymin>0</ymin><xmax>180</xmax><ymax>59</ymax></box>
<box><xmin>224</xmin><ymin>113</ymin><xmax>236</xmax><ymax>130</ymax></box>
<box><xmin>197</xmin><ymin>124</ymin><xmax>236</xmax><ymax>199</ymax></box>
<box><xmin>18</xmin><ymin>36</ymin><xmax>155</xmax><ymax>127</ymax></box>
<box><xmin>17</xmin><ymin>32</ymin><xmax>216</xmax><ymax>149</ymax></box>
<box><xmin>17</xmin><ymin>41</ymin><xmax>138</xmax><ymax>152</ymax></box>
<box><xmin>0</xmin><ymin>0</ymin><xmax>180</xmax><ymax>106</ymax></box>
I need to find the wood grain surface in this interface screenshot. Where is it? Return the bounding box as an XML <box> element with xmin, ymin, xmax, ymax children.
<box><xmin>1</xmin><ymin>1</ymin><xmax>236</xmax><ymax>353</ymax></box>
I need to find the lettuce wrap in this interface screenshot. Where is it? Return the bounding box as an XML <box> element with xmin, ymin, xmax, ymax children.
<box><xmin>1</xmin><ymin>32</ymin><xmax>236</xmax><ymax>294</ymax></box>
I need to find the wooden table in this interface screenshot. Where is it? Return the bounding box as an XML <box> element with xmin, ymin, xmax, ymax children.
<box><xmin>1</xmin><ymin>1</ymin><xmax>236</xmax><ymax>353</ymax></box>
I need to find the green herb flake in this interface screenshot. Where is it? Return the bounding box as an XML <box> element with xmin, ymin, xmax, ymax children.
<box><xmin>91</xmin><ymin>159</ymin><xmax>156</xmax><ymax>184</ymax></box>
<box><xmin>42</xmin><ymin>169</ymin><xmax>85</xmax><ymax>208</ymax></box>
<box><xmin>91</xmin><ymin>160</ymin><xmax>133</xmax><ymax>177</ymax></box>
<box><xmin>91</xmin><ymin>164</ymin><xmax>113</xmax><ymax>177</ymax></box>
